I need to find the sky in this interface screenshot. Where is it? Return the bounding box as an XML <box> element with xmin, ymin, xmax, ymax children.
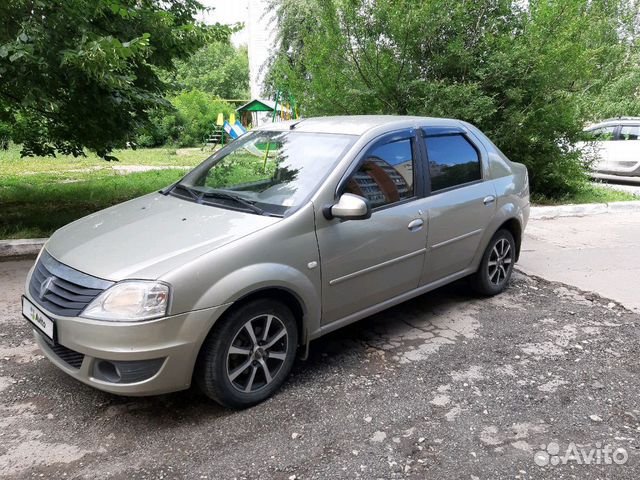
<box><xmin>198</xmin><ymin>0</ymin><xmax>250</xmax><ymax>46</ymax></box>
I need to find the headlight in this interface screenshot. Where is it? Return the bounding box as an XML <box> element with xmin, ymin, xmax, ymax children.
<box><xmin>81</xmin><ymin>281</ymin><xmax>170</xmax><ymax>321</ymax></box>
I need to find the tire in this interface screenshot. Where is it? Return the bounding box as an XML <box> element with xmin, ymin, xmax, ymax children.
<box><xmin>196</xmin><ymin>298</ymin><xmax>298</xmax><ymax>409</ymax></box>
<box><xmin>471</xmin><ymin>229</ymin><xmax>516</xmax><ymax>296</ymax></box>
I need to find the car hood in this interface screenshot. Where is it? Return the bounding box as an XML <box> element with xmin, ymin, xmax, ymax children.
<box><xmin>45</xmin><ymin>193</ymin><xmax>281</xmax><ymax>280</ymax></box>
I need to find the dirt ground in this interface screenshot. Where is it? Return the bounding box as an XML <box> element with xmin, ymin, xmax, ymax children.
<box><xmin>1</xmin><ymin>259</ymin><xmax>639</xmax><ymax>479</ymax></box>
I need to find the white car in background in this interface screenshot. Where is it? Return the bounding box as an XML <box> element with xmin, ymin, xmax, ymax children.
<box><xmin>585</xmin><ymin>117</ymin><xmax>640</xmax><ymax>176</ymax></box>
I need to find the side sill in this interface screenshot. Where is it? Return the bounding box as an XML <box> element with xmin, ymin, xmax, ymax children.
<box><xmin>318</xmin><ymin>267</ymin><xmax>476</xmax><ymax>337</ymax></box>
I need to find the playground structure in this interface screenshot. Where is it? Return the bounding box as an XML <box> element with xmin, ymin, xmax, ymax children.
<box><xmin>204</xmin><ymin>91</ymin><xmax>299</xmax><ymax>150</ymax></box>
<box><xmin>203</xmin><ymin>112</ymin><xmax>243</xmax><ymax>149</ymax></box>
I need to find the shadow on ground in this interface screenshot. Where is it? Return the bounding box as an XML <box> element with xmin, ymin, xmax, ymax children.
<box><xmin>41</xmin><ymin>280</ymin><xmax>474</xmax><ymax>423</ymax></box>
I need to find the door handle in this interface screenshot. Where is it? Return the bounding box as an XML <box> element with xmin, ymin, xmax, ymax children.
<box><xmin>407</xmin><ymin>218</ymin><xmax>424</xmax><ymax>231</ymax></box>
<box><xmin>483</xmin><ymin>196</ymin><xmax>496</xmax><ymax>206</ymax></box>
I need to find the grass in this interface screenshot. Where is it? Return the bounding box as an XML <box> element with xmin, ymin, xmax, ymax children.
<box><xmin>0</xmin><ymin>169</ymin><xmax>191</xmax><ymax>239</ymax></box>
<box><xmin>531</xmin><ymin>183</ymin><xmax>638</xmax><ymax>206</ymax></box>
<box><xmin>1</xmin><ymin>145</ymin><xmax>211</xmax><ymax>239</ymax></box>
<box><xmin>0</xmin><ymin>144</ymin><xmax>209</xmax><ymax>176</ymax></box>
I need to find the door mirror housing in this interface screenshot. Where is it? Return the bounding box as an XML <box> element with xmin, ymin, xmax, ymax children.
<box><xmin>325</xmin><ymin>193</ymin><xmax>371</xmax><ymax>220</ymax></box>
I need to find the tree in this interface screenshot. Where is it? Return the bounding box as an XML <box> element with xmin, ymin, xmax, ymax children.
<box><xmin>0</xmin><ymin>0</ymin><xmax>232</xmax><ymax>158</ymax></box>
<box><xmin>266</xmin><ymin>0</ymin><xmax>640</xmax><ymax>198</ymax></box>
<box><xmin>172</xmin><ymin>42</ymin><xmax>250</xmax><ymax>99</ymax></box>
<box><xmin>137</xmin><ymin>38</ymin><xmax>249</xmax><ymax>148</ymax></box>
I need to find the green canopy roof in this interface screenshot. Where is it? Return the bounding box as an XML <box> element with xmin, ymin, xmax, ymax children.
<box><xmin>236</xmin><ymin>99</ymin><xmax>290</xmax><ymax>113</ymax></box>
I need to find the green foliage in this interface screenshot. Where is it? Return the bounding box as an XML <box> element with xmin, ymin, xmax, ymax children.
<box><xmin>172</xmin><ymin>42</ymin><xmax>250</xmax><ymax>99</ymax></box>
<box><xmin>0</xmin><ymin>169</ymin><xmax>187</xmax><ymax>239</ymax></box>
<box><xmin>138</xmin><ymin>39</ymin><xmax>250</xmax><ymax>148</ymax></box>
<box><xmin>531</xmin><ymin>183</ymin><xmax>639</xmax><ymax>206</ymax></box>
<box><xmin>138</xmin><ymin>91</ymin><xmax>235</xmax><ymax>147</ymax></box>
<box><xmin>0</xmin><ymin>144</ymin><xmax>211</xmax><ymax>238</ymax></box>
<box><xmin>581</xmin><ymin>55</ymin><xmax>640</xmax><ymax>119</ymax></box>
<box><xmin>0</xmin><ymin>143</ymin><xmax>208</xmax><ymax>175</ymax></box>
<box><xmin>0</xmin><ymin>0</ymin><xmax>232</xmax><ymax>158</ymax></box>
<box><xmin>204</xmin><ymin>151</ymin><xmax>278</xmax><ymax>188</ymax></box>
<box><xmin>266</xmin><ymin>0</ymin><xmax>640</xmax><ymax>198</ymax></box>
<box><xmin>0</xmin><ymin>121</ymin><xmax>10</xmax><ymax>149</ymax></box>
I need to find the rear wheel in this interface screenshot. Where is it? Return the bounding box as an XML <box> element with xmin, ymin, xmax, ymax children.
<box><xmin>471</xmin><ymin>229</ymin><xmax>516</xmax><ymax>296</ymax></box>
<box><xmin>196</xmin><ymin>298</ymin><xmax>298</xmax><ymax>408</ymax></box>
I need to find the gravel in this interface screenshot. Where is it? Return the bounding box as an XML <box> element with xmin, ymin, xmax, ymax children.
<box><xmin>0</xmin><ymin>261</ymin><xmax>639</xmax><ymax>479</ymax></box>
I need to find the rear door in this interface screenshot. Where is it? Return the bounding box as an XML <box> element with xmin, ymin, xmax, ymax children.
<box><xmin>418</xmin><ymin>127</ymin><xmax>497</xmax><ymax>285</ymax></box>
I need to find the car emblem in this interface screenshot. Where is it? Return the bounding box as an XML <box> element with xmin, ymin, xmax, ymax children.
<box><xmin>39</xmin><ymin>277</ymin><xmax>55</xmax><ymax>299</ymax></box>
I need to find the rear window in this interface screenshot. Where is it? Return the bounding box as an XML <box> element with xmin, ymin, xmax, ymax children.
<box><xmin>424</xmin><ymin>134</ymin><xmax>482</xmax><ymax>192</ymax></box>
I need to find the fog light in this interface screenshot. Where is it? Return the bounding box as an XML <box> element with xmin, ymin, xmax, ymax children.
<box><xmin>95</xmin><ymin>360</ymin><xmax>121</xmax><ymax>383</ymax></box>
<box><xmin>93</xmin><ymin>358</ymin><xmax>165</xmax><ymax>384</ymax></box>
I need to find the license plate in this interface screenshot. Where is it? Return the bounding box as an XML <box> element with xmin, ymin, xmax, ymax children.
<box><xmin>22</xmin><ymin>296</ymin><xmax>55</xmax><ymax>341</ymax></box>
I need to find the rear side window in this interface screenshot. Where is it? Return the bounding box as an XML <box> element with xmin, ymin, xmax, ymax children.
<box><xmin>424</xmin><ymin>134</ymin><xmax>481</xmax><ymax>192</ymax></box>
<box><xmin>619</xmin><ymin>125</ymin><xmax>640</xmax><ymax>140</ymax></box>
<box><xmin>344</xmin><ymin>138</ymin><xmax>415</xmax><ymax>209</ymax></box>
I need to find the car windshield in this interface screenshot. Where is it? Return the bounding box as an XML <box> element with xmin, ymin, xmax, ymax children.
<box><xmin>172</xmin><ymin>130</ymin><xmax>356</xmax><ymax>216</ymax></box>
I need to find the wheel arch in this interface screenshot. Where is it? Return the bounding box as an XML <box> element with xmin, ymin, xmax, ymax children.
<box><xmin>191</xmin><ymin>261</ymin><xmax>320</xmax><ymax>340</ymax></box>
<box><xmin>497</xmin><ymin>217</ymin><xmax>523</xmax><ymax>261</ymax></box>
<box><xmin>228</xmin><ymin>287</ymin><xmax>306</xmax><ymax>347</ymax></box>
<box><xmin>191</xmin><ymin>284</ymin><xmax>311</xmax><ymax>389</ymax></box>
<box><xmin>472</xmin><ymin>205</ymin><xmax>525</xmax><ymax>271</ymax></box>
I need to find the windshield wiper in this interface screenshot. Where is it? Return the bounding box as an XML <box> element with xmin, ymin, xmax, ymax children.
<box><xmin>201</xmin><ymin>191</ymin><xmax>266</xmax><ymax>215</ymax></box>
<box><xmin>170</xmin><ymin>185</ymin><xmax>269</xmax><ymax>216</ymax></box>
<box><xmin>169</xmin><ymin>184</ymin><xmax>200</xmax><ymax>201</ymax></box>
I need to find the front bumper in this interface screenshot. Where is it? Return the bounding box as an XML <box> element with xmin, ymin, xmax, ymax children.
<box><xmin>26</xmin><ymin>291</ymin><xmax>230</xmax><ymax>396</ymax></box>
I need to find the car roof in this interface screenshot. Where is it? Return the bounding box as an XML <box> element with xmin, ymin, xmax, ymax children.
<box><xmin>253</xmin><ymin>115</ymin><xmax>463</xmax><ymax>136</ymax></box>
<box><xmin>588</xmin><ymin>117</ymin><xmax>640</xmax><ymax>129</ymax></box>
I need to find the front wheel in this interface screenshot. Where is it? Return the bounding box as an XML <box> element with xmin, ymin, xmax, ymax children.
<box><xmin>196</xmin><ymin>298</ymin><xmax>298</xmax><ymax>409</ymax></box>
<box><xmin>471</xmin><ymin>229</ymin><xmax>516</xmax><ymax>296</ymax></box>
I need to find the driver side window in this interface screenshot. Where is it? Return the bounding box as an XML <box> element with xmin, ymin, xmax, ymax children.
<box><xmin>344</xmin><ymin>138</ymin><xmax>415</xmax><ymax>209</ymax></box>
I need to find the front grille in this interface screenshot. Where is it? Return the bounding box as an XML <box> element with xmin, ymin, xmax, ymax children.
<box><xmin>49</xmin><ymin>342</ymin><xmax>85</xmax><ymax>369</ymax></box>
<box><xmin>29</xmin><ymin>250</ymin><xmax>114</xmax><ymax>317</ymax></box>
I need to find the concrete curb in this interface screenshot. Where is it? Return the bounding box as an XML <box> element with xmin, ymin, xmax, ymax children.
<box><xmin>0</xmin><ymin>238</ymin><xmax>46</xmax><ymax>259</ymax></box>
<box><xmin>1</xmin><ymin>200</ymin><xmax>639</xmax><ymax>258</ymax></box>
<box><xmin>529</xmin><ymin>200</ymin><xmax>640</xmax><ymax>220</ymax></box>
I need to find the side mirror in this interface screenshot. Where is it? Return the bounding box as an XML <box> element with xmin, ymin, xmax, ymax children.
<box><xmin>324</xmin><ymin>193</ymin><xmax>371</xmax><ymax>220</ymax></box>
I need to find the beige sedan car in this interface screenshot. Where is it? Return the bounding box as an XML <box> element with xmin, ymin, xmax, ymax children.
<box><xmin>23</xmin><ymin>116</ymin><xmax>529</xmax><ymax>408</ymax></box>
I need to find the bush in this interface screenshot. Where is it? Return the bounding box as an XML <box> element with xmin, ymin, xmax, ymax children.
<box><xmin>138</xmin><ymin>91</ymin><xmax>236</xmax><ymax>148</ymax></box>
<box><xmin>134</xmin><ymin>39</ymin><xmax>249</xmax><ymax>149</ymax></box>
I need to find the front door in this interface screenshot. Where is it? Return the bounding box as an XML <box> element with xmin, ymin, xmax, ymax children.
<box><xmin>588</xmin><ymin>125</ymin><xmax>616</xmax><ymax>171</ymax></box>
<box><xmin>315</xmin><ymin>130</ymin><xmax>428</xmax><ymax>324</ymax></box>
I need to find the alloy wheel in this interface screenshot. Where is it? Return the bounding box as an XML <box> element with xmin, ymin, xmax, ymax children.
<box><xmin>487</xmin><ymin>238</ymin><xmax>513</xmax><ymax>286</ymax></box>
<box><xmin>225</xmin><ymin>314</ymin><xmax>288</xmax><ymax>393</ymax></box>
